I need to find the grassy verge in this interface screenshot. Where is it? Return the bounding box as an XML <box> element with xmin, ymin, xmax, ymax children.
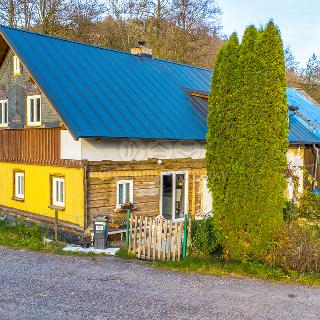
<box><xmin>154</xmin><ymin>256</ymin><xmax>320</xmax><ymax>286</ymax></box>
<box><xmin>116</xmin><ymin>247</ymin><xmax>136</xmax><ymax>259</ymax></box>
<box><xmin>0</xmin><ymin>219</ymin><xmax>104</xmax><ymax>256</ymax></box>
<box><xmin>0</xmin><ymin>220</ymin><xmax>67</xmax><ymax>253</ymax></box>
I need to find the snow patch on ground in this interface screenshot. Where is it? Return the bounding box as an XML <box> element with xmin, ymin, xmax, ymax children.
<box><xmin>62</xmin><ymin>246</ymin><xmax>120</xmax><ymax>255</ymax></box>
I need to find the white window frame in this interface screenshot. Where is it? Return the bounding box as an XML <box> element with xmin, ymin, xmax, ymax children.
<box><xmin>160</xmin><ymin>171</ymin><xmax>189</xmax><ymax>221</ymax></box>
<box><xmin>0</xmin><ymin>99</ymin><xmax>8</xmax><ymax>127</ymax></box>
<box><xmin>202</xmin><ymin>177</ymin><xmax>212</xmax><ymax>215</ymax></box>
<box><xmin>52</xmin><ymin>177</ymin><xmax>65</xmax><ymax>207</ymax></box>
<box><xmin>116</xmin><ymin>180</ymin><xmax>134</xmax><ymax>208</ymax></box>
<box><xmin>27</xmin><ymin>95</ymin><xmax>41</xmax><ymax>126</ymax></box>
<box><xmin>13</xmin><ymin>55</ymin><xmax>21</xmax><ymax>75</ymax></box>
<box><xmin>14</xmin><ymin>172</ymin><xmax>24</xmax><ymax>200</ymax></box>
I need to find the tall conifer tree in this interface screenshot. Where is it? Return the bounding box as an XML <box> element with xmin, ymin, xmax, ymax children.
<box><xmin>206</xmin><ymin>22</ymin><xmax>288</xmax><ymax>260</ymax></box>
<box><xmin>206</xmin><ymin>33</ymin><xmax>240</xmax><ymax>251</ymax></box>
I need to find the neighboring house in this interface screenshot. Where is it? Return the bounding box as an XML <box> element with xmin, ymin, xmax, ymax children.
<box><xmin>0</xmin><ymin>26</ymin><xmax>319</xmax><ymax>232</ymax></box>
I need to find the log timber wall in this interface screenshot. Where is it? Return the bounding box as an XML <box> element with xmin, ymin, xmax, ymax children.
<box><xmin>87</xmin><ymin>158</ymin><xmax>207</xmax><ymax>227</ymax></box>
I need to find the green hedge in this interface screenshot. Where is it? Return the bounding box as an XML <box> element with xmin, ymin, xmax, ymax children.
<box><xmin>190</xmin><ymin>217</ymin><xmax>218</xmax><ymax>256</ymax></box>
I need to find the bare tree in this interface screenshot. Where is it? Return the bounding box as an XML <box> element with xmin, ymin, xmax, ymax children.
<box><xmin>64</xmin><ymin>0</ymin><xmax>106</xmax><ymax>42</ymax></box>
<box><xmin>0</xmin><ymin>0</ymin><xmax>20</xmax><ymax>26</ymax></box>
<box><xmin>0</xmin><ymin>0</ymin><xmax>224</xmax><ymax>68</ymax></box>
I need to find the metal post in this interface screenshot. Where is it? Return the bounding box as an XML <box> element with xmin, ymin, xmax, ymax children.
<box><xmin>54</xmin><ymin>211</ymin><xmax>59</xmax><ymax>242</ymax></box>
<box><xmin>125</xmin><ymin>209</ymin><xmax>131</xmax><ymax>249</ymax></box>
<box><xmin>312</xmin><ymin>144</ymin><xmax>319</xmax><ymax>190</ymax></box>
<box><xmin>182</xmin><ymin>214</ymin><xmax>188</xmax><ymax>258</ymax></box>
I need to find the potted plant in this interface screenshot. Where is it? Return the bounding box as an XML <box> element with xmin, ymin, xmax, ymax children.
<box><xmin>109</xmin><ymin>218</ymin><xmax>125</xmax><ymax>229</ymax></box>
<box><xmin>121</xmin><ymin>202</ymin><xmax>134</xmax><ymax>210</ymax></box>
<box><xmin>113</xmin><ymin>218</ymin><xmax>123</xmax><ymax>229</ymax></box>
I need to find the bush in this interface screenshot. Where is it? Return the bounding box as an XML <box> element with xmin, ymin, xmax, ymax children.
<box><xmin>283</xmin><ymin>201</ymin><xmax>300</xmax><ymax>222</ymax></box>
<box><xmin>298</xmin><ymin>191</ymin><xmax>320</xmax><ymax>219</ymax></box>
<box><xmin>267</xmin><ymin>220</ymin><xmax>320</xmax><ymax>273</ymax></box>
<box><xmin>190</xmin><ymin>217</ymin><xmax>219</xmax><ymax>256</ymax></box>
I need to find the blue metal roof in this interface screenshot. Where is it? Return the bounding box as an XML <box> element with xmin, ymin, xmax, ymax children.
<box><xmin>0</xmin><ymin>26</ymin><xmax>319</xmax><ymax>144</ymax></box>
<box><xmin>287</xmin><ymin>88</ymin><xmax>320</xmax><ymax>144</ymax></box>
<box><xmin>289</xmin><ymin>115</ymin><xmax>320</xmax><ymax>144</ymax></box>
<box><xmin>0</xmin><ymin>25</ymin><xmax>211</xmax><ymax>140</ymax></box>
<box><xmin>287</xmin><ymin>88</ymin><xmax>320</xmax><ymax>133</ymax></box>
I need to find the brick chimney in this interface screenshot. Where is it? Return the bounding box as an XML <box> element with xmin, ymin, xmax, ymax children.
<box><xmin>131</xmin><ymin>41</ymin><xmax>152</xmax><ymax>58</ymax></box>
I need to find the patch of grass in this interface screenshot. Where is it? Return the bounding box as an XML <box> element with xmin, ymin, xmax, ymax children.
<box><xmin>116</xmin><ymin>247</ymin><xmax>136</xmax><ymax>259</ymax></box>
<box><xmin>0</xmin><ymin>219</ymin><xmax>115</xmax><ymax>257</ymax></box>
<box><xmin>0</xmin><ymin>220</ymin><xmax>65</xmax><ymax>253</ymax></box>
<box><xmin>154</xmin><ymin>256</ymin><xmax>320</xmax><ymax>286</ymax></box>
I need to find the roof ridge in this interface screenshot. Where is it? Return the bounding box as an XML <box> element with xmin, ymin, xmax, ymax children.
<box><xmin>153</xmin><ymin>56</ymin><xmax>211</xmax><ymax>72</ymax></box>
<box><xmin>0</xmin><ymin>24</ymin><xmax>211</xmax><ymax>72</ymax></box>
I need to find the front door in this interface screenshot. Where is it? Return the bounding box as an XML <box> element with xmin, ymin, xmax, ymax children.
<box><xmin>161</xmin><ymin>172</ymin><xmax>188</xmax><ymax>220</ymax></box>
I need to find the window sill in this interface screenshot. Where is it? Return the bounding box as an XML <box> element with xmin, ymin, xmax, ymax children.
<box><xmin>48</xmin><ymin>205</ymin><xmax>65</xmax><ymax>211</ymax></box>
<box><xmin>114</xmin><ymin>206</ymin><xmax>137</xmax><ymax>213</ymax></box>
<box><xmin>0</xmin><ymin>124</ymin><xmax>8</xmax><ymax>128</ymax></box>
<box><xmin>27</xmin><ymin>123</ymin><xmax>42</xmax><ymax>127</ymax></box>
<box><xmin>12</xmin><ymin>197</ymin><xmax>24</xmax><ymax>202</ymax></box>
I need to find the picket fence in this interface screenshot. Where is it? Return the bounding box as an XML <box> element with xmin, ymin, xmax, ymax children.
<box><xmin>127</xmin><ymin>215</ymin><xmax>188</xmax><ymax>261</ymax></box>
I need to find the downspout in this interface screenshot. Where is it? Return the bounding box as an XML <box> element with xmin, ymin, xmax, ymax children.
<box><xmin>312</xmin><ymin>144</ymin><xmax>319</xmax><ymax>190</ymax></box>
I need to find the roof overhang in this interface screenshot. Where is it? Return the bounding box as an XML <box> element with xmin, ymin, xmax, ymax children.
<box><xmin>289</xmin><ymin>141</ymin><xmax>320</xmax><ymax>145</ymax></box>
<box><xmin>0</xmin><ymin>33</ymin><xmax>9</xmax><ymax>69</ymax></box>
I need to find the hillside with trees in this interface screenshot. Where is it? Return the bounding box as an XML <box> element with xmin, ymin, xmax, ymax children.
<box><xmin>0</xmin><ymin>0</ymin><xmax>224</xmax><ymax>68</ymax></box>
<box><xmin>285</xmin><ymin>47</ymin><xmax>320</xmax><ymax>104</ymax></box>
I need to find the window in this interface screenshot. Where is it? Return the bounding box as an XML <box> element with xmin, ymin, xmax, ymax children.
<box><xmin>116</xmin><ymin>180</ymin><xmax>133</xmax><ymax>208</ymax></box>
<box><xmin>14</xmin><ymin>172</ymin><xmax>24</xmax><ymax>200</ymax></box>
<box><xmin>52</xmin><ymin>177</ymin><xmax>65</xmax><ymax>207</ymax></box>
<box><xmin>27</xmin><ymin>95</ymin><xmax>41</xmax><ymax>126</ymax></box>
<box><xmin>13</xmin><ymin>55</ymin><xmax>21</xmax><ymax>75</ymax></box>
<box><xmin>161</xmin><ymin>171</ymin><xmax>188</xmax><ymax>220</ymax></box>
<box><xmin>0</xmin><ymin>100</ymin><xmax>8</xmax><ymax>127</ymax></box>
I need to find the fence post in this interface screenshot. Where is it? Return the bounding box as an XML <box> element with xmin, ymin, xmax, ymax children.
<box><xmin>125</xmin><ymin>209</ymin><xmax>131</xmax><ymax>249</ymax></box>
<box><xmin>54</xmin><ymin>210</ymin><xmax>59</xmax><ymax>242</ymax></box>
<box><xmin>182</xmin><ymin>214</ymin><xmax>188</xmax><ymax>258</ymax></box>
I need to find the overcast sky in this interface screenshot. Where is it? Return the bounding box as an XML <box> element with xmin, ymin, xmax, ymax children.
<box><xmin>218</xmin><ymin>0</ymin><xmax>320</xmax><ymax>67</ymax></box>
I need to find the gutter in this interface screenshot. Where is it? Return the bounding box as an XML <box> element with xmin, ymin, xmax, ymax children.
<box><xmin>312</xmin><ymin>144</ymin><xmax>319</xmax><ymax>190</ymax></box>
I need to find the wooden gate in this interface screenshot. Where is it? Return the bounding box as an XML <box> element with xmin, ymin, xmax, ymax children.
<box><xmin>127</xmin><ymin>215</ymin><xmax>188</xmax><ymax>261</ymax></box>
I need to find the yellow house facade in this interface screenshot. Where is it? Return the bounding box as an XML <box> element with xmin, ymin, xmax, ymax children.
<box><xmin>0</xmin><ymin>162</ymin><xmax>85</xmax><ymax>228</ymax></box>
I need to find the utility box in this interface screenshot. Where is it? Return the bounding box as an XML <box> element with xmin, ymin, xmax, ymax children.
<box><xmin>93</xmin><ymin>216</ymin><xmax>109</xmax><ymax>249</ymax></box>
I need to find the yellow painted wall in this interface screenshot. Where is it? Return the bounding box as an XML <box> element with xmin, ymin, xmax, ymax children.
<box><xmin>0</xmin><ymin>162</ymin><xmax>85</xmax><ymax>227</ymax></box>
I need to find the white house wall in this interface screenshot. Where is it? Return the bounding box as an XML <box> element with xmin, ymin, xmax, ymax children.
<box><xmin>81</xmin><ymin>139</ymin><xmax>206</xmax><ymax>161</ymax></box>
<box><xmin>60</xmin><ymin>130</ymin><xmax>82</xmax><ymax>160</ymax></box>
<box><xmin>286</xmin><ymin>147</ymin><xmax>304</xmax><ymax>201</ymax></box>
<box><xmin>61</xmin><ymin>130</ymin><xmax>206</xmax><ymax>161</ymax></box>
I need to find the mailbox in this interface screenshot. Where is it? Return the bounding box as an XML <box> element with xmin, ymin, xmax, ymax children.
<box><xmin>93</xmin><ymin>216</ymin><xmax>109</xmax><ymax>249</ymax></box>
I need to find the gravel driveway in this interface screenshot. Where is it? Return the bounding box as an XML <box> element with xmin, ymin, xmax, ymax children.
<box><xmin>0</xmin><ymin>248</ymin><xmax>320</xmax><ymax>320</ymax></box>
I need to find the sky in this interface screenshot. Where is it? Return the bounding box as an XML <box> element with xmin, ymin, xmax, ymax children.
<box><xmin>218</xmin><ymin>0</ymin><xmax>320</xmax><ymax>67</ymax></box>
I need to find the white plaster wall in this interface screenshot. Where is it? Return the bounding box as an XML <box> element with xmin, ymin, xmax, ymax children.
<box><xmin>202</xmin><ymin>177</ymin><xmax>212</xmax><ymax>214</ymax></box>
<box><xmin>60</xmin><ymin>130</ymin><xmax>82</xmax><ymax>160</ymax></box>
<box><xmin>61</xmin><ymin>130</ymin><xmax>206</xmax><ymax>161</ymax></box>
<box><xmin>286</xmin><ymin>147</ymin><xmax>304</xmax><ymax>201</ymax></box>
<box><xmin>80</xmin><ymin>139</ymin><xmax>206</xmax><ymax>161</ymax></box>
